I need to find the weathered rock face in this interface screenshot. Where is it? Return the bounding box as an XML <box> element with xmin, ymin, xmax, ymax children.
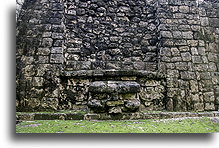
<box><xmin>88</xmin><ymin>81</ymin><xmax>140</xmax><ymax>113</ymax></box>
<box><xmin>16</xmin><ymin>0</ymin><xmax>219</xmax><ymax>114</ymax></box>
<box><xmin>64</xmin><ymin>0</ymin><xmax>158</xmax><ymax>71</ymax></box>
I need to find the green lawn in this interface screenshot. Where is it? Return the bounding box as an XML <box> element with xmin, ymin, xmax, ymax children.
<box><xmin>16</xmin><ymin>117</ymin><xmax>219</xmax><ymax>133</ymax></box>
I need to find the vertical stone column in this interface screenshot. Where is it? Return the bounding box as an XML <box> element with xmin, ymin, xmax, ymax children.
<box><xmin>158</xmin><ymin>0</ymin><xmax>219</xmax><ymax>111</ymax></box>
<box><xmin>16</xmin><ymin>0</ymin><xmax>65</xmax><ymax>111</ymax></box>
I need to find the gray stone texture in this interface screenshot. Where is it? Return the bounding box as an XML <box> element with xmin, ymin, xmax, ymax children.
<box><xmin>16</xmin><ymin>0</ymin><xmax>219</xmax><ymax>114</ymax></box>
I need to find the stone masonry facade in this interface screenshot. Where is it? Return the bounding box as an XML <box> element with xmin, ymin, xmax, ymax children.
<box><xmin>16</xmin><ymin>0</ymin><xmax>219</xmax><ymax>115</ymax></box>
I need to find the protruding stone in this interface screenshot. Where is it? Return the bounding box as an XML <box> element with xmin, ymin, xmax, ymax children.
<box><xmin>89</xmin><ymin>81</ymin><xmax>140</xmax><ymax>93</ymax></box>
<box><xmin>109</xmin><ymin>107</ymin><xmax>122</xmax><ymax>114</ymax></box>
<box><xmin>125</xmin><ymin>100</ymin><xmax>140</xmax><ymax>110</ymax></box>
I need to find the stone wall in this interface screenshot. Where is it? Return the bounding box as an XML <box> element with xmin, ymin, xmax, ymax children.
<box><xmin>16</xmin><ymin>0</ymin><xmax>219</xmax><ymax>114</ymax></box>
<box><xmin>158</xmin><ymin>0</ymin><xmax>219</xmax><ymax>111</ymax></box>
<box><xmin>64</xmin><ymin>0</ymin><xmax>158</xmax><ymax>71</ymax></box>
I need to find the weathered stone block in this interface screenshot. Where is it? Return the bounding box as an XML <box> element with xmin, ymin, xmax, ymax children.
<box><xmin>203</xmin><ymin>92</ymin><xmax>215</xmax><ymax>102</ymax></box>
<box><xmin>38</xmin><ymin>56</ymin><xmax>49</xmax><ymax>63</ymax></box>
<box><xmin>109</xmin><ymin>107</ymin><xmax>122</xmax><ymax>114</ymax></box>
<box><xmin>37</xmin><ymin>48</ymin><xmax>50</xmax><ymax>55</ymax></box>
<box><xmin>172</xmin><ymin>31</ymin><xmax>182</xmax><ymax>39</ymax></box>
<box><xmin>133</xmin><ymin>62</ymin><xmax>145</xmax><ymax>70</ymax></box>
<box><xmin>106</xmin><ymin>100</ymin><xmax>124</xmax><ymax>107</ymax></box>
<box><xmin>171</xmin><ymin>47</ymin><xmax>180</xmax><ymax>56</ymax></box>
<box><xmin>160</xmin><ymin>31</ymin><xmax>173</xmax><ymax>38</ymax></box>
<box><xmin>200</xmin><ymin>17</ymin><xmax>209</xmax><ymax>26</ymax></box>
<box><xmin>175</xmin><ymin>62</ymin><xmax>189</xmax><ymax>71</ymax></box>
<box><xmin>32</xmin><ymin>77</ymin><xmax>44</xmax><ymax>87</ymax></box>
<box><xmin>193</xmin><ymin>64</ymin><xmax>208</xmax><ymax>72</ymax></box>
<box><xmin>190</xmin><ymin>80</ymin><xmax>199</xmax><ymax>93</ymax></box>
<box><xmin>180</xmin><ymin>71</ymin><xmax>196</xmax><ymax>80</ymax></box>
<box><xmin>51</xmin><ymin>47</ymin><xmax>63</xmax><ymax>53</ymax></box>
<box><xmin>89</xmin><ymin>81</ymin><xmax>140</xmax><ymax>93</ymax></box>
<box><xmin>179</xmin><ymin>46</ymin><xmax>190</xmax><ymax>52</ymax></box>
<box><xmin>182</xmin><ymin>31</ymin><xmax>193</xmax><ymax>39</ymax></box>
<box><xmin>124</xmin><ymin>100</ymin><xmax>140</xmax><ymax>110</ymax></box>
<box><xmin>84</xmin><ymin>114</ymin><xmax>100</xmax><ymax>120</ymax></box>
<box><xmin>41</xmin><ymin>38</ymin><xmax>53</xmax><ymax>47</ymax></box>
<box><xmin>50</xmin><ymin>54</ymin><xmax>64</xmax><ymax>64</ymax></box>
<box><xmin>181</xmin><ymin>52</ymin><xmax>192</xmax><ymax>61</ymax></box>
<box><xmin>27</xmin><ymin>98</ymin><xmax>41</xmax><ymax>109</ymax></box>
<box><xmin>204</xmin><ymin>103</ymin><xmax>215</xmax><ymax>111</ymax></box>
<box><xmin>106</xmin><ymin>62</ymin><xmax>121</xmax><ymax>70</ymax></box>
<box><xmin>119</xmin><ymin>93</ymin><xmax>137</xmax><ymax>100</ymax></box>
<box><xmin>208</xmin><ymin>53</ymin><xmax>218</xmax><ymax>62</ymax></box>
<box><xmin>179</xmin><ymin>6</ymin><xmax>189</xmax><ymax>13</ymax></box>
<box><xmin>192</xmin><ymin>56</ymin><xmax>203</xmax><ymax>64</ymax></box>
<box><xmin>191</xmin><ymin>47</ymin><xmax>198</xmax><ymax>55</ymax></box>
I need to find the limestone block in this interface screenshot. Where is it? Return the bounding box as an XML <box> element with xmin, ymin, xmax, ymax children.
<box><xmin>91</xmin><ymin>93</ymin><xmax>108</xmax><ymax>100</ymax></box>
<box><xmin>175</xmin><ymin>62</ymin><xmax>189</xmax><ymax>71</ymax></box>
<box><xmin>179</xmin><ymin>46</ymin><xmax>190</xmax><ymax>52</ymax></box>
<box><xmin>172</xmin><ymin>31</ymin><xmax>182</xmax><ymax>39</ymax></box>
<box><xmin>21</xmin><ymin>56</ymin><xmax>34</xmax><ymax>65</ymax></box>
<box><xmin>180</xmin><ymin>71</ymin><xmax>196</xmax><ymax>80</ymax></box>
<box><xmin>182</xmin><ymin>31</ymin><xmax>193</xmax><ymax>39</ymax></box>
<box><xmin>36</xmin><ymin>64</ymin><xmax>51</xmax><ymax>76</ymax></box>
<box><xmin>38</xmin><ymin>56</ymin><xmax>49</xmax><ymax>64</ymax></box>
<box><xmin>27</xmin><ymin>98</ymin><xmax>41</xmax><ymax>109</ymax></box>
<box><xmin>106</xmin><ymin>100</ymin><xmax>124</xmax><ymax>107</ymax></box>
<box><xmin>52</xmin><ymin>33</ymin><xmax>64</xmax><ymax>39</ymax></box>
<box><xmin>160</xmin><ymin>31</ymin><xmax>173</xmax><ymax>38</ymax></box>
<box><xmin>200</xmin><ymin>17</ymin><xmax>209</xmax><ymax>26</ymax></box>
<box><xmin>119</xmin><ymin>93</ymin><xmax>137</xmax><ymax>100</ymax></box>
<box><xmin>203</xmin><ymin>92</ymin><xmax>215</xmax><ymax>102</ymax></box>
<box><xmin>204</xmin><ymin>103</ymin><xmax>215</xmax><ymax>111</ymax></box>
<box><xmin>208</xmin><ymin>53</ymin><xmax>218</xmax><ymax>62</ymax></box>
<box><xmin>171</xmin><ymin>47</ymin><xmax>180</xmax><ymax>56</ymax></box>
<box><xmin>190</xmin><ymin>80</ymin><xmax>199</xmax><ymax>93</ymax></box>
<box><xmin>109</xmin><ymin>107</ymin><xmax>122</xmax><ymax>114</ymax></box>
<box><xmin>133</xmin><ymin>62</ymin><xmax>145</xmax><ymax>70</ymax></box>
<box><xmin>193</xmin><ymin>64</ymin><xmax>208</xmax><ymax>72</ymax></box>
<box><xmin>37</xmin><ymin>48</ymin><xmax>50</xmax><ymax>55</ymax></box>
<box><xmin>191</xmin><ymin>94</ymin><xmax>200</xmax><ymax>102</ymax></box>
<box><xmin>89</xmin><ymin>81</ymin><xmax>140</xmax><ymax>93</ymax></box>
<box><xmin>23</xmin><ymin>65</ymin><xmax>35</xmax><ymax>77</ymax></box>
<box><xmin>166</xmin><ymin>78</ymin><xmax>179</xmax><ymax>87</ymax></box>
<box><xmin>87</xmin><ymin>99</ymin><xmax>104</xmax><ymax>108</ymax></box>
<box><xmin>191</xmin><ymin>47</ymin><xmax>198</xmax><ymax>55</ymax></box>
<box><xmin>192</xmin><ymin>56</ymin><xmax>203</xmax><ymax>64</ymax></box>
<box><xmin>125</xmin><ymin>100</ymin><xmax>140</xmax><ymax>110</ymax></box>
<box><xmin>145</xmin><ymin>80</ymin><xmax>160</xmax><ymax>87</ymax></box>
<box><xmin>179</xmin><ymin>6</ymin><xmax>189</xmax><ymax>13</ymax></box>
<box><xmin>51</xmin><ymin>47</ymin><xmax>63</xmax><ymax>54</ymax></box>
<box><xmin>216</xmin><ymin>97</ymin><xmax>219</xmax><ymax>104</ymax></box>
<box><xmin>32</xmin><ymin>77</ymin><xmax>44</xmax><ymax>87</ymax></box>
<box><xmin>167</xmin><ymin>69</ymin><xmax>179</xmax><ymax>78</ymax></box>
<box><xmin>41</xmin><ymin>38</ymin><xmax>53</xmax><ymax>47</ymax></box>
<box><xmin>198</xmin><ymin>47</ymin><xmax>206</xmax><ymax>56</ymax></box>
<box><xmin>50</xmin><ymin>54</ymin><xmax>64</xmax><ymax>64</ymax></box>
<box><xmin>30</xmin><ymin>88</ymin><xmax>44</xmax><ymax>98</ymax></box>
<box><xmin>42</xmin><ymin>32</ymin><xmax>52</xmax><ymax>38</ymax></box>
<box><xmin>199</xmin><ymin>72</ymin><xmax>211</xmax><ymax>80</ymax></box>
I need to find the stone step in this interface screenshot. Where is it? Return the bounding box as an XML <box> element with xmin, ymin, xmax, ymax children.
<box><xmin>16</xmin><ymin>111</ymin><xmax>219</xmax><ymax>121</ymax></box>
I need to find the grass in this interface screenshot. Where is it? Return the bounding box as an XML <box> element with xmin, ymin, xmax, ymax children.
<box><xmin>16</xmin><ymin>117</ymin><xmax>219</xmax><ymax>133</ymax></box>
